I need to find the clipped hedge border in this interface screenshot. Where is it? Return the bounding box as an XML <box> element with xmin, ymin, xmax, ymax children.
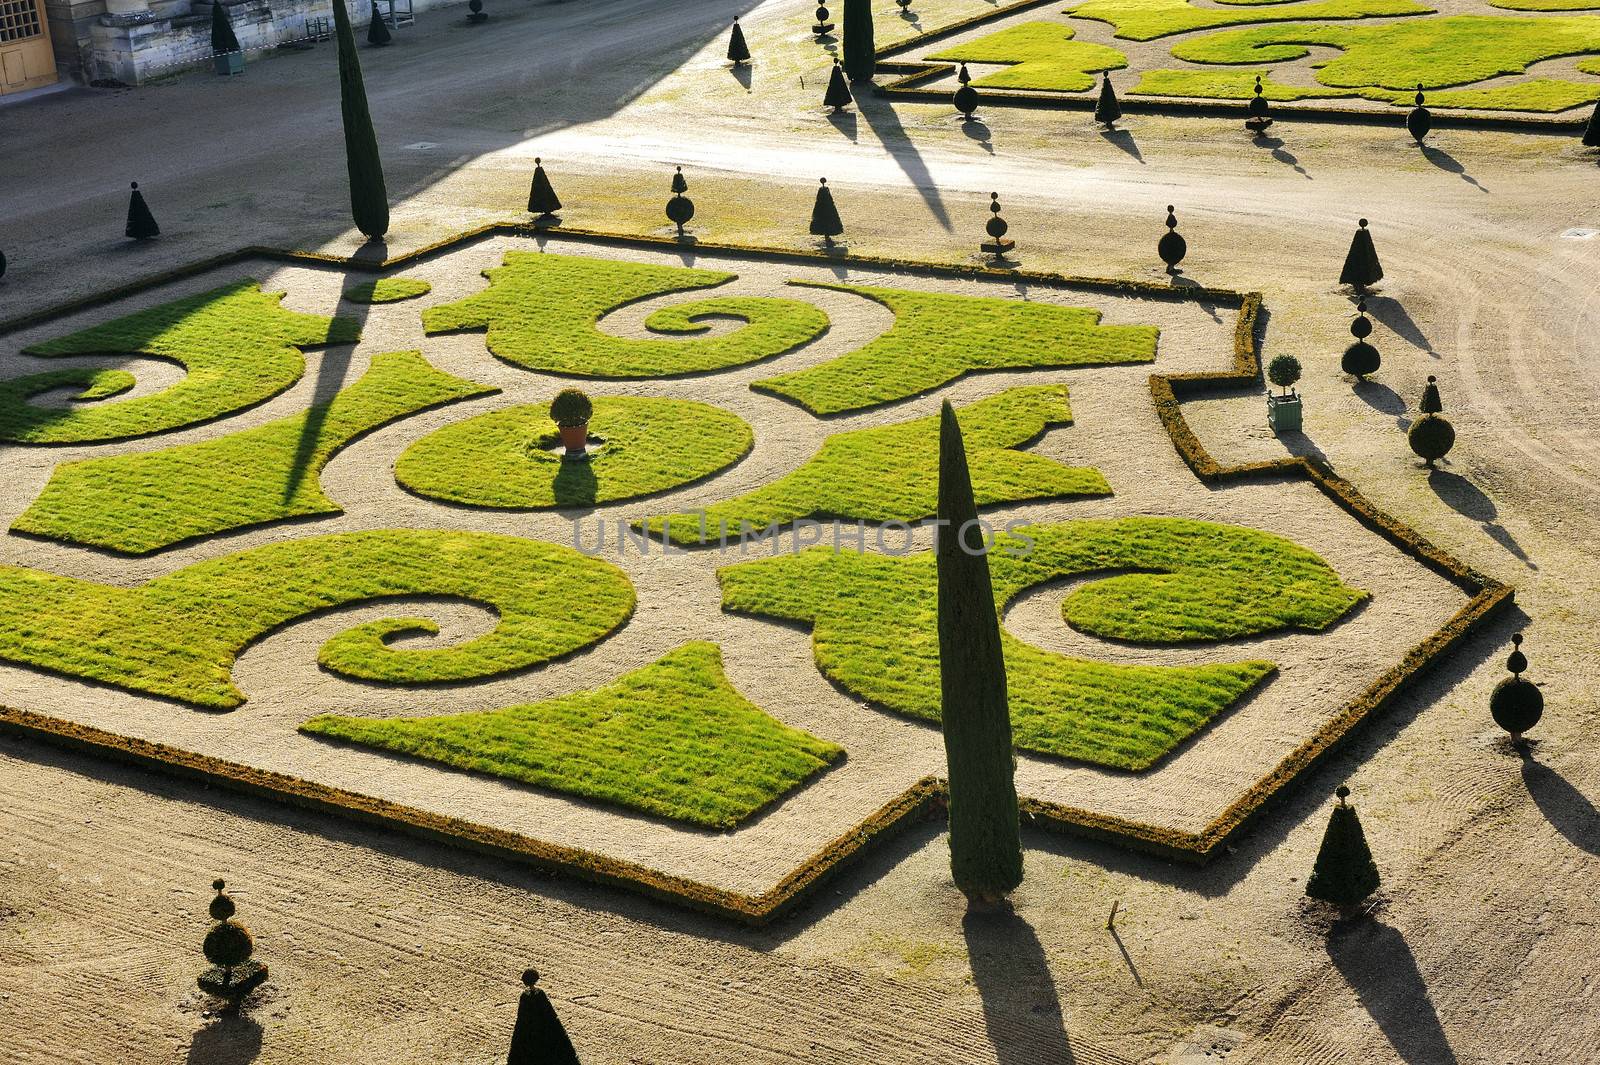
<box><xmin>0</xmin><ymin>225</ymin><xmax>1508</xmax><ymax>916</ymax></box>
<box><xmin>871</xmin><ymin>6</ymin><xmax>1591</xmax><ymax>133</ymax></box>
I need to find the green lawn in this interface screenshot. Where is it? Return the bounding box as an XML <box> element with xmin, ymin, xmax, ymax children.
<box><xmin>395</xmin><ymin>396</ymin><xmax>752</xmax><ymax>509</ymax></box>
<box><xmin>1490</xmin><ymin>0</ymin><xmax>1600</xmax><ymax>10</ymax></box>
<box><xmin>929</xmin><ymin>23</ymin><xmax>1127</xmax><ymax>92</ymax></box>
<box><xmin>752</xmin><ymin>283</ymin><xmax>1157</xmax><ymax>416</ymax></box>
<box><xmin>0</xmin><ymin>529</ymin><xmax>634</xmax><ymax>709</ymax></box>
<box><xmin>1061</xmin><ymin>0</ymin><xmax>1433</xmax><ymax>43</ymax></box>
<box><xmin>345</xmin><ymin>277</ymin><xmax>433</xmax><ymax>303</ymax></box>
<box><xmin>14</xmin><ymin>351</ymin><xmax>494</xmax><ymax>554</ymax></box>
<box><xmin>301</xmin><ymin>642</ymin><xmax>842</xmax><ymax>829</ymax></box>
<box><xmin>643</xmin><ymin>386</ymin><xmax>1109</xmax><ymax>545</ymax></box>
<box><xmin>0</xmin><ymin>281</ymin><xmax>359</xmax><ymax>444</ymax></box>
<box><xmin>423</xmin><ymin>252</ymin><xmax>829</xmax><ymax>378</ymax></box>
<box><xmin>719</xmin><ymin>518</ymin><xmax>1366</xmax><ymax>770</ymax></box>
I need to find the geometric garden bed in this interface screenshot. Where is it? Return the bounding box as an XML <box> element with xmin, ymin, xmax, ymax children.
<box><xmin>0</xmin><ymin>226</ymin><xmax>1508</xmax><ymax>925</ymax></box>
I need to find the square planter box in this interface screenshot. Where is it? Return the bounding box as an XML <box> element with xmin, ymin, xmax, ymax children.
<box><xmin>1266</xmin><ymin>391</ymin><xmax>1302</xmax><ymax>434</ymax></box>
<box><xmin>214</xmin><ymin>51</ymin><xmax>244</xmax><ymax>76</ymax></box>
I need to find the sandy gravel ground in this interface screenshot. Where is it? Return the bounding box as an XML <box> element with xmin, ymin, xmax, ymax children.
<box><xmin>4</xmin><ymin>0</ymin><xmax>1600</xmax><ymax>1062</ymax></box>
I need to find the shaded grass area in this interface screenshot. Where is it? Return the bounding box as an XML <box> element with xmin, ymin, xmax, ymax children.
<box><xmin>1171</xmin><ymin>15</ymin><xmax>1600</xmax><ymax>94</ymax></box>
<box><xmin>395</xmin><ymin>396</ymin><xmax>751</xmax><ymax>509</ymax></box>
<box><xmin>644</xmin><ymin>386</ymin><xmax>1108</xmax><ymax>545</ymax></box>
<box><xmin>301</xmin><ymin>642</ymin><xmax>842</xmax><ymax>829</ymax></box>
<box><xmin>0</xmin><ymin>280</ymin><xmax>358</xmax><ymax>444</ymax></box>
<box><xmin>345</xmin><ymin>277</ymin><xmax>433</xmax><ymax>303</ymax></box>
<box><xmin>14</xmin><ymin>351</ymin><xmax>494</xmax><ymax>554</ymax></box>
<box><xmin>929</xmin><ymin>22</ymin><xmax>1127</xmax><ymax>92</ymax></box>
<box><xmin>752</xmin><ymin>283</ymin><xmax>1157</xmax><ymax>416</ymax></box>
<box><xmin>423</xmin><ymin>252</ymin><xmax>829</xmax><ymax>378</ymax></box>
<box><xmin>0</xmin><ymin>530</ymin><xmax>634</xmax><ymax>709</ymax></box>
<box><xmin>719</xmin><ymin>518</ymin><xmax>1366</xmax><ymax>769</ymax></box>
<box><xmin>1062</xmin><ymin>0</ymin><xmax>1433</xmax><ymax>43</ymax></box>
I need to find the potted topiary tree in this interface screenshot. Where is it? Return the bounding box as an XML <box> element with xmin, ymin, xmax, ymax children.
<box><xmin>211</xmin><ymin>1</ymin><xmax>244</xmax><ymax>76</ymax></box>
<box><xmin>550</xmin><ymin>388</ymin><xmax>593</xmax><ymax>458</ymax></box>
<box><xmin>1266</xmin><ymin>354</ymin><xmax>1302</xmax><ymax>433</ymax></box>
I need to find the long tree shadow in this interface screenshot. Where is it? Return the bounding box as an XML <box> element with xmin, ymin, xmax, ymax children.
<box><xmin>1520</xmin><ymin>752</ymin><xmax>1600</xmax><ymax>857</ymax></box>
<box><xmin>1427</xmin><ymin>469</ymin><xmax>1534</xmax><ymax>567</ymax></box>
<box><xmin>962</xmin><ymin>906</ymin><xmax>1075</xmax><ymax>1065</ymax></box>
<box><xmin>1363</xmin><ymin>295</ymin><xmax>1434</xmax><ymax>354</ymax></box>
<box><xmin>827</xmin><ymin>107</ymin><xmax>859</xmax><ymax>142</ymax></box>
<box><xmin>1326</xmin><ymin>921</ymin><xmax>1457</xmax><ymax>1065</ymax></box>
<box><xmin>1254</xmin><ymin>135</ymin><xmax>1309</xmax><ymax>179</ymax></box>
<box><xmin>1353</xmin><ymin>379</ymin><xmax>1406</xmax><ymax>425</ymax></box>
<box><xmin>1099</xmin><ymin>127</ymin><xmax>1143</xmax><ymax>164</ymax></box>
<box><xmin>282</xmin><ymin>280</ymin><xmax>368</xmax><ymax>504</ymax></box>
<box><xmin>1421</xmin><ymin>145</ymin><xmax>1487</xmax><ymax>193</ymax></box>
<box><xmin>186</xmin><ymin>1012</ymin><xmax>263</xmax><ymax>1065</ymax></box>
<box><xmin>856</xmin><ymin>94</ymin><xmax>953</xmax><ymax>231</ymax></box>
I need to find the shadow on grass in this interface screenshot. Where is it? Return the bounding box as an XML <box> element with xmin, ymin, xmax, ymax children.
<box><xmin>1099</xmin><ymin>126</ymin><xmax>1142</xmax><ymax>164</ymax></box>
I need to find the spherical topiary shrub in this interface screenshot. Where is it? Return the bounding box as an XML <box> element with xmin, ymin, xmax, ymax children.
<box><xmin>1267</xmin><ymin>354</ymin><xmax>1302</xmax><ymax>395</ymax></box>
<box><xmin>549</xmin><ymin>388</ymin><xmax>593</xmax><ymax>428</ymax></box>
<box><xmin>1341</xmin><ymin>300</ymin><xmax>1380</xmax><ymax>380</ymax></box>
<box><xmin>1408</xmin><ymin>375</ymin><xmax>1454</xmax><ymax>467</ymax></box>
<box><xmin>1490</xmin><ymin>632</ymin><xmax>1543</xmax><ymax>743</ymax></box>
<box><xmin>202</xmin><ymin>879</ymin><xmax>255</xmax><ymax>969</ymax></box>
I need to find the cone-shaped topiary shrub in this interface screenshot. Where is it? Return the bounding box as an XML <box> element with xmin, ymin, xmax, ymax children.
<box><xmin>936</xmin><ymin>401</ymin><xmax>1023</xmax><ymax>907</ymax></box>
<box><xmin>211</xmin><ymin>0</ymin><xmax>241</xmax><ymax>55</ymax></box>
<box><xmin>367</xmin><ymin>1</ymin><xmax>391</xmax><ymax>46</ymax></box>
<box><xmin>1490</xmin><ymin>633</ymin><xmax>1544</xmax><ymax>743</ymax></box>
<box><xmin>1584</xmin><ymin>99</ymin><xmax>1600</xmax><ymax>148</ymax></box>
<box><xmin>332</xmin><ymin>0</ymin><xmax>390</xmax><ymax>239</ymax></box>
<box><xmin>1158</xmin><ymin>205</ymin><xmax>1186</xmax><ymax>273</ymax></box>
<box><xmin>1095</xmin><ymin>74</ymin><xmax>1121</xmax><ymax>129</ymax></box>
<box><xmin>1406</xmin><ymin>84</ymin><xmax>1431</xmax><ymax>144</ymax></box>
<box><xmin>810</xmin><ymin>177</ymin><xmax>843</xmax><ymax>243</ymax></box>
<box><xmin>1340</xmin><ymin>218</ymin><xmax>1383</xmax><ymax>290</ymax></box>
<box><xmin>1305</xmin><ymin>786</ymin><xmax>1380</xmax><ymax>916</ymax></box>
<box><xmin>665</xmin><ymin>166</ymin><xmax>695</xmax><ymax>234</ymax></box>
<box><xmin>1408</xmin><ymin>375</ymin><xmax>1454</xmax><ymax>466</ymax></box>
<box><xmin>824</xmin><ymin>58</ymin><xmax>854</xmax><ymax>111</ymax></box>
<box><xmin>953</xmin><ymin>63</ymin><xmax>978</xmax><ymax>119</ymax></box>
<box><xmin>527</xmin><ymin>157</ymin><xmax>561</xmax><ymax>219</ymax></box>
<box><xmin>1246</xmin><ymin>74</ymin><xmax>1272</xmax><ymax>134</ymax></box>
<box><xmin>1341</xmin><ymin>300</ymin><xmax>1380</xmax><ymax>380</ymax></box>
<box><xmin>125</xmin><ymin>182</ymin><xmax>160</xmax><ymax>240</ymax></box>
<box><xmin>842</xmin><ymin>0</ymin><xmax>875</xmax><ymax>82</ymax></box>
<box><xmin>727</xmin><ymin>16</ymin><xmax>750</xmax><ymax>64</ymax></box>
<box><xmin>507</xmin><ymin>969</ymin><xmax>581</xmax><ymax>1065</ymax></box>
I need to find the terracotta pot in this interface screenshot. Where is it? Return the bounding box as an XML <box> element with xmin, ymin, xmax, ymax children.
<box><xmin>558</xmin><ymin>422</ymin><xmax>589</xmax><ymax>454</ymax></box>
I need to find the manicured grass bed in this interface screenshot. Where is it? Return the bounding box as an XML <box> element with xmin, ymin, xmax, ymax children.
<box><xmin>395</xmin><ymin>396</ymin><xmax>752</xmax><ymax>509</ymax></box>
<box><xmin>929</xmin><ymin>23</ymin><xmax>1127</xmax><ymax>91</ymax></box>
<box><xmin>301</xmin><ymin>642</ymin><xmax>842</xmax><ymax>828</ymax></box>
<box><xmin>345</xmin><ymin>277</ymin><xmax>433</xmax><ymax>303</ymax></box>
<box><xmin>719</xmin><ymin>518</ymin><xmax>1366</xmax><ymax>769</ymax></box>
<box><xmin>1061</xmin><ymin>0</ymin><xmax>1433</xmax><ymax>43</ymax></box>
<box><xmin>13</xmin><ymin>351</ymin><xmax>494</xmax><ymax>554</ymax></box>
<box><xmin>1170</xmin><ymin>16</ymin><xmax>1600</xmax><ymax>93</ymax></box>
<box><xmin>1133</xmin><ymin>66</ymin><xmax>1600</xmax><ymax>111</ymax></box>
<box><xmin>0</xmin><ymin>281</ymin><xmax>359</xmax><ymax>444</ymax></box>
<box><xmin>752</xmin><ymin>283</ymin><xmax>1157</xmax><ymax>416</ymax></box>
<box><xmin>0</xmin><ymin>529</ymin><xmax>634</xmax><ymax>709</ymax></box>
<box><xmin>643</xmin><ymin>386</ymin><xmax>1108</xmax><ymax>545</ymax></box>
<box><xmin>423</xmin><ymin>252</ymin><xmax>829</xmax><ymax>378</ymax></box>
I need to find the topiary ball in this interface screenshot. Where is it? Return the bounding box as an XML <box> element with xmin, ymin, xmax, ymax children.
<box><xmin>1267</xmin><ymin>353</ymin><xmax>1302</xmax><ymax>392</ymax></box>
<box><xmin>203</xmin><ymin>920</ymin><xmax>255</xmax><ymax>969</ymax></box>
<box><xmin>1342</xmin><ymin>340</ymin><xmax>1380</xmax><ymax>379</ymax></box>
<box><xmin>954</xmin><ymin>83</ymin><xmax>978</xmax><ymax>119</ymax></box>
<box><xmin>1408</xmin><ymin>413</ymin><xmax>1455</xmax><ymax>466</ymax></box>
<box><xmin>1491</xmin><ymin>675</ymin><xmax>1543</xmax><ymax>738</ymax></box>
<box><xmin>666</xmin><ymin>194</ymin><xmax>695</xmax><ymax>227</ymax></box>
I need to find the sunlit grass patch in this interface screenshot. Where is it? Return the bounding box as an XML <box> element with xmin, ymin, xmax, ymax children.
<box><xmin>929</xmin><ymin>22</ymin><xmax>1127</xmax><ymax>92</ymax></box>
<box><xmin>345</xmin><ymin>277</ymin><xmax>433</xmax><ymax>303</ymax></box>
<box><xmin>1063</xmin><ymin>0</ymin><xmax>1433</xmax><ymax>43</ymax></box>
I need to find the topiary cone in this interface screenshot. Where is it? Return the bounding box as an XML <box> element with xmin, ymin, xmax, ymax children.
<box><xmin>1341</xmin><ymin>300</ymin><xmax>1380</xmax><ymax>380</ymax></box>
<box><xmin>1490</xmin><ymin>633</ymin><xmax>1543</xmax><ymax>743</ymax></box>
<box><xmin>331</xmin><ymin>0</ymin><xmax>390</xmax><ymax>239</ymax></box>
<box><xmin>727</xmin><ymin>16</ymin><xmax>750</xmax><ymax>64</ymax></box>
<box><xmin>953</xmin><ymin>63</ymin><xmax>979</xmax><ymax>119</ymax></box>
<box><xmin>810</xmin><ymin>177</ymin><xmax>843</xmax><ymax>244</ymax></box>
<box><xmin>1094</xmin><ymin>73</ymin><xmax>1121</xmax><ymax>129</ymax></box>
<box><xmin>211</xmin><ymin>0</ymin><xmax>241</xmax><ymax>55</ymax></box>
<box><xmin>125</xmin><ymin>182</ymin><xmax>160</xmax><ymax>240</ymax></box>
<box><xmin>527</xmin><ymin>157</ymin><xmax>561</xmax><ymax>220</ymax></box>
<box><xmin>936</xmin><ymin>401</ymin><xmax>1023</xmax><ymax>907</ymax></box>
<box><xmin>1406</xmin><ymin>84</ymin><xmax>1431</xmax><ymax>144</ymax></box>
<box><xmin>824</xmin><ymin>58</ymin><xmax>854</xmax><ymax>111</ymax></box>
<box><xmin>1339</xmin><ymin>218</ymin><xmax>1382</xmax><ymax>290</ymax></box>
<box><xmin>367</xmin><ymin>0</ymin><xmax>391</xmax><ymax>46</ymax></box>
<box><xmin>507</xmin><ymin>969</ymin><xmax>580</xmax><ymax>1065</ymax></box>
<box><xmin>1305</xmin><ymin>786</ymin><xmax>1380</xmax><ymax>917</ymax></box>
<box><xmin>1158</xmin><ymin>205</ymin><xmax>1186</xmax><ymax>272</ymax></box>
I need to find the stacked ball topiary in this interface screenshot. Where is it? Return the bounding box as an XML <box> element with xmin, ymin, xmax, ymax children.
<box><xmin>1408</xmin><ymin>375</ymin><xmax>1454</xmax><ymax>467</ymax></box>
<box><xmin>1341</xmin><ymin>300</ymin><xmax>1380</xmax><ymax>381</ymax></box>
<box><xmin>1490</xmin><ymin>633</ymin><xmax>1543</xmax><ymax>744</ymax></box>
<box><xmin>198</xmin><ymin>879</ymin><xmax>268</xmax><ymax>1000</ymax></box>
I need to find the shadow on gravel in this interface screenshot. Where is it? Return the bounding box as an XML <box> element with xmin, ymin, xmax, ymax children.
<box><xmin>1421</xmin><ymin>145</ymin><xmax>1487</xmax><ymax>193</ymax></box>
<box><xmin>1362</xmin><ymin>295</ymin><xmax>1434</xmax><ymax>354</ymax></box>
<box><xmin>1098</xmin><ymin>127</ymin><xmax>1142</xmax><ymax>165</ymax></box>
<box><xmin>1327</xmin><ymin>920</ymin><xmax>1457</xmax><ymax>1065</ymax></box>
<box><xmin>187</xmin><ymin>1013</ymin><xmax>263</xmax><ymax>1065</ymax></box>
<box><xmin>1520</xmin><ymin>754</ymin><xmax>1600</xmax><ymax>858</ymax></box>
<box><xmin>962</xmin><ymin>117</ymin><xmax>995</xmax><ymax>156</ymax></box>
<box><xmin>963</xmin><ymin>905</ymin><xmax>1076</xmax><ymax>1065</ymax></box>
<box><xmin>1427</xmin><ymin>469</ymin><xmax>1534</xmax><ymax>568</ymax></box>
<box><xmin>1253</xmin><ymin>135</ymin><xmax>1310</xmax><ymax>179</ymax></box>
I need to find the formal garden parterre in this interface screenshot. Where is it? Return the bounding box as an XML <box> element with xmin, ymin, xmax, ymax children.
<box><xmin>0</xmin><ymin>230</ymin><xmax>1497</xmax><ymax>918</ymax></box>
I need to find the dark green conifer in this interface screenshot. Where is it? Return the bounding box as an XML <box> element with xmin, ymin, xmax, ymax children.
<box><xmin>727</xmin><ymin>17</ymin><xmax>750</xmax><ymax>64</ymax></box>
<box><xmin>527</xmin><ymin>157</ymin><xmax>561</xmax><ymax>220</ymax></box>
<box><xmin>332</xmin><ymin>0</ymin><xmax>390</xmax><ymax>239</ymax></box>
<box><xmin>936</xmin><ymin>401</ymin><xmax>1023</xmax><ymax>907</ymax></box>
<box><xmin>1158</xmin><ymin>205</ymin><xmax>1186</xmax><ymax>273</ymax></box>
<box><xmin>842</xmin><ymin>0</ymin><xmax>875</xmax><ymax>82</ymax></box>
<box><xmin>125</xmin><ymin>182</ymin><xmax>160</xmax><ymax>240</ymax></box>
<box><xmin>809</xmin><ymin>177</ymin><xmax>843</xmax><ymax>244</ymax></box>
<box><xmin>824</xmin><ymin>58</ymin><xmax>853</xmax><ymax>112</ymax></box>
<box><xmin>1339</xmin><ymin>218</ymin><xmax>1382</xmax><ymax>290</ymax></box>
<box><xmin>1341</xmin><ymin>300</ymin><xmax>1380</xmax><ymax>380</ymax></box>
<box><xmin>1305</xmin><ymin>787</ymin><xmax>1380</xmax><ymax>916</ymax></box>
<box><xmin>980</xmin><ymin>192</ymin><xmax>1013</xmax><ymax>260</ymax></box>
<box><xmin>953</xmin><ymin>63</ymin><xmax>978</xmax><ymax>120</ymax></box>
<box><xmin>507</xmin><ymin>969</ymin><xmax>580</xmax><ymax>1065</ymax></box>
<box><xmin>1094</xmin><ymin>73</ymin><xmax>1121</xmax><ymax>129</ymax></box>
<box><xmin>1490</xmin><ymin>633</ymin><xmax>1544</xmax><ymax>744</ymax></box>
<box><xmin>1583</xmin><ymin>99</ymin><xmax>1600</xmax><ymax>148</ymax></box>
<box><xmin>367</xmin><ymin>1</ymin><xmax>391</xmax><ymax>46</ymax></box>
<box><xmin>1406</xmin><ymin>84</ymin><xmax>1431</xmax><ymax>143</ymax></box>
<box><xmin>211</xmin><ymin>0</ymin><xmax>241</xmax><ymax>55</ymax></box>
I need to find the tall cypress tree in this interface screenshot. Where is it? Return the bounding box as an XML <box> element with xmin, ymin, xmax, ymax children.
<box><xmin>936</xmin><ymin>402</ymin><xmax>1023</xmax><ymax>907</ymax></box>
<box><xmin>331</xmin><ymin>0</ymin><xmax>390</xmax><ymax>239</ymax></box>
<box><xmin>842</xmin><ymin>0</ymin><xmax>875</xmax><ymax>83</ymax></box>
